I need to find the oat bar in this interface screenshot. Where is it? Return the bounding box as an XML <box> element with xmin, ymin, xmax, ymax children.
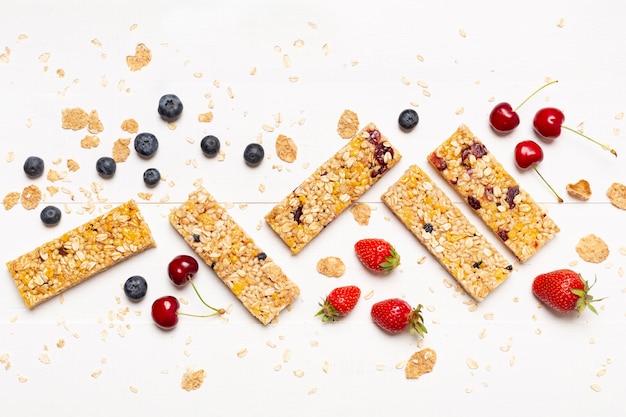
<box><xmin>382</xmin><ymin>165</ymin><xmax>513</xmax><ymax>301</ymax></box>
<box><xmin>428</xmin><ymin>125</ymin><xmax>559</xmax><ymax>262</ymax></box>
<box><xmin>265</xmin><ymin>122</ymin><xmax>401</xmax><ymax>254</ymax></box>
<box><xmin>6</xmin><ymin>200</ymin><xmax>156</xmax><ymax>308</ymax></box>
<box><xmin>169</xmin><ymin>187</ymin><xmax>299</xmax><ymax>325</ymax></box>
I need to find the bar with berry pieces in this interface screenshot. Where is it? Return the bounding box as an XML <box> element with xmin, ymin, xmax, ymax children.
<box><xmin>265</xmin><ymin>122</ymin><xmax>402</xmax><ymax>254</ymax></box>
<box><xmin>169</xmin><ymin>187</ymin><xmax>300</xmax><ymax>325</ymax></box>
<box><xmin>428</xmin><ymin>125</ymin><xmax>559</xmax><ymax>262</ymax></box>
<box><xmin>381</xmin><ymin>164</ymin><xmax>513</xmax><ymax>301</ymax></box>
<box><xmin>6</xmin><ymin>200</ymin><xmax>156</xmax><ymax>308</ymax></box>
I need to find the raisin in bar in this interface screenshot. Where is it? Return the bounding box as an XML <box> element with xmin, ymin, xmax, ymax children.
<box><xmin>382</xmin><ymin>165</ymin><xmax>513</xmax><ymax>301</ymax></box>
<box><xmin>428</xmin><ymin>125</ymin><xmax>559</xmax><ymax>262</ymax></box>
<box><xmin>265</xmin><ymin>122</ymin><xmax>401</xmax><ymax>254</ymax></box>
<box><xmin>6</xmin><ymin>200</ymin><xmax>156</xmax><ymax>308</ymax></box>
<box><xmin>169</xmin><ymin>187</ymin><xmax>299</xmax><ymax>325</ymax></box>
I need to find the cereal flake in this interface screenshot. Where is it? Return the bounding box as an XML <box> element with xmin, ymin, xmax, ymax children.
<box><xmin>275</xmin><ymin>134</ymin><xmax>298</xmax><ymax>163</ymax></box>
<box><xmin>566</xmin><ymin>179</ymin><xmax>592</xmax><ymax>201</ymax></box>
<box><xmin>350</xmin><ymin>202</ymin><xmax>371</xmax><ymax>226</ymax></box>
<box><xmin>21</xmin><ymin>184</ymin><xmax>42</xmax><ymax>210</ymax></box>
<box><xmin>61</xmin><ymin>107</ymin><xmax>89</xmax><ymax>130</ymax></box>
<box><xmin>337</xmin><ymin>109</ymin><xmax>359</xmax><ymax>139</ymax></box>
<box><xmin>181</xmin><ymin>369</ymin><xmax>206</xmax><ymax>391</ymax></box>
<box><xmin>316</xmin><ymin>256</ymin><xmax>346</xmax><ymax>278</ymax></box>
<box><xmin>121</xmin><ymin>118</ymin><xmax>138</xmax><ymax>134</ymax></box>
<box><xmin>112</xmin><ymin>138</ymin><xmax>131</xmax><ymax>162</ymax></box>
<box><xmin>576</xmin><ymin>234</ymin><xmax>610</xmax><ymax>263</ymax></box>
<box><xmin>607</xmin><ymin>182</ymin><xmax>626</xmax><ymax>210</ymax></box>
<box><xmin>405</xmin><ymin>348</ymin><xmax>437</xmax><ymax>379</ymax></box>
<box><xmin>126</xmin><ymin>43</ymin><xmax>152</xmax><ymax>71</ymax></box>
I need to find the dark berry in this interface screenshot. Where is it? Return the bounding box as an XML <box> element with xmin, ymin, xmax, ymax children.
<box><xmin>398</xmin><ymin>109</ymin><xmax>419</xmax><ymax>131</ymax></box>
<box><xmin>134</xmin><ymin>133</ymin><xmax>159</xmax><ymax>158</ymax></box>
<box><xmin>124</xmin><ymin>275</ymin><xmax>148</xmax><ymax>301</ymax></box>
<box><xmin>423</xmin><ymin>223</ymin><xmax>433</xmax><ymax>233</ymax></box>
<box><xmin>158</xmin><ymin>94</ymin><xmax>183</xmax><ymax>121</ymax></box>
<box><xmin>200</xmin><ymin>135</ymin><xmax>221</xmax><ymax>157</ymax></box>
<box><xmin>243</xmin><ymin>143</ymin><xmax>265</xmax><ymax>167</ymax></box>
<box><xmin>23</xmin><ymin>156</ymin><xmax>45</xmax><ymax>178</ymax></box>
<box><xmin>257</xmin><ymin>252</ymin><xmax>267</xmax><ymax>261</ymax></box>
<box><xmin>40</xmin><ymin>205</ymin><xmax>62</xmax><ymax>226</ymax></box>
<box><xmin>143</xmin><ymin>168</ymin><xmax>161</xmax><ymax>187</ymax></box>
<box><xmin>96</xmin><ymin>157</ymin><xmax>116</xmax><ymax>178</ymax></box>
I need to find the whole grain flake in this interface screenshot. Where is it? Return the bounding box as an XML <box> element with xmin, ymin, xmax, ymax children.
<box><xmin>316</xmin><ymin>256</ymin><xmax>346</xmax><ymax>278</ymax></box>
<box><xmin>405</xmin><ymin>348</ymin><xmax>437</xmax><ymax>379</ymax></box>
<box><xmin>112</xmin><ymin>138</ymin><xmax>131</xmax><ymax>162</ymax></box>
<box><xmin>181</xmin><ymin>368</ymin><xmax>206</xmax><ymax>391</ymax></box>
<box><xmin>275</xmin><ymin>134</ymin><xmax>298</xmax><ymax>163</ymax></box>
<box><xmin>337</xmin><ymin>109</ymin><xmax>359</xmax><ymax>139</ymax></box>
<box><xmin>61</xmin><ymin>107</ymin><xmax>89</xmax><ymax>130</ymax></box>
<box><xmin>121</xmin><ymin>118</ymin><xmax>139</xmax><ymax>133</ymax></box>
<box><xmin>126</xmin><ymin>43</ymin><xmax>152</xmax><ymax>71</ymax></box>
<box><xmin>20</xmin><ymin>184</ymin><xmax>42</xmax><ymax>210</ymax></box>
<box><xmin>576</xmin><ymin>234</ymin><xmax>610</xmax><ymax>263</ymax></box>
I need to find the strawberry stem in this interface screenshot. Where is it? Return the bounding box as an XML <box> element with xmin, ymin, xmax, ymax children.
<box><xmin>571</xmin><ymin>275</ymin><xmax>605</xmax><ymax>316</ymax></box>
<box><xmin>408</xmin><ymin>304</ymin><xmax>428</xmax><ymax>337</ymax></box>
<box><xmin>513</xmin><ymin>80</ymin><xmax>558</xmax><ymax>112</ymax></box>
<box><xmin>532</xmin><ymin>165</ymin><xmax>563</xmax><ymax>203</ymax></box>
<box><xmin>561</xmin><ymin>125</ymin><xmax>617</xmax><ymax>157</ymax></box>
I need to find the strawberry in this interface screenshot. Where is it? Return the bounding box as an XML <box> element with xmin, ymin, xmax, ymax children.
<box><xmin>354</xmin><ymin>238</ymin><xmax>400</xmax><ymax>274</ymax></box>
<box><xmin>316</xmin><ymin>285</ymin><xmax>361</xmax><ymax>322</ymax></box>
<box><xmin>370</xmin><ymin>298</ymin><xmax>427</xmax><ymax>336</ymax></box>
<box><xmin>531</xmin><ymin>269</ymin><xmax>602</xmax><ymax>315</ymax></box>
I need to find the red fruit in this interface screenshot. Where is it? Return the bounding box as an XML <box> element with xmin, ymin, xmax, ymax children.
<box><xmin>316</xmin><ymin>285</ymin><xmax>361</xmax><ymax>322</ymax></box>
<box><xmin>168</xmin><ymin>254</ymin><xmax>199</xmax><ymax>287</ymax></box>
<box><xmin>151</xmin><ymin>295</ymin><xmax>180</xmax><ymax>329</ymax></box>
<box><xmin>489</xmin><ymin>80</ymin><xmax>558</xmax><ymax>133</ymax></box>
<box><xmin>370</xmin><ymin>298</ymin><xmax>427</xmax><ymax>336</ymax></box>
<box><xmin>532</xmin><ymin>269</ymin><xmax>602</xmax><ymax>315</ymax></box>
<box><xmin>514</xmin><ymin>140</ymin><xmax>563</xmax><ymax>203</ymax></box>
<box><xmin>533</xmin><ymin>107</ymin><xmax>617</xmax><ymax>156</ymax></box>
<box><xmin>354</xmin><ymin>238</ymin><xmax>400</xmax><ymax>274</ymax></box>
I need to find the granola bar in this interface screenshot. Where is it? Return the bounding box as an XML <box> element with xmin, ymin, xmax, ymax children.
<box><xmin>265</xmin><ymin>122</ymin><xmax>402</xmax><ymax>254</ymax></box>
<box><xmin>6</xmin><ymin>200</ymin><xmax>156</xmax><ymax>308</ymax></box>
<box><xmin>169</xmin><ymin>187</ymin><xmax>299</xmax><ymax>325</ymax></box>
<box><xmin>428</xmin><ymin>125</ymin><xmax>559</xmax><ymax>262</ymax></box>
<box><xmin>381</xmin><ymin>165</ymin><xmax>513</xmax><ymax>301</ymax></box>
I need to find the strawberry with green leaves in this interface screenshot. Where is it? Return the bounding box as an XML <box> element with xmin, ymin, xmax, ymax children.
<box><xmin>370</xmin><ymin>298</ymin><xmax>427</xmax><ymax>336</ymax></box>
<box><xmin>531</xmin><ymin>269</ymin><xmax>603</xmax><ymax>315</ymax></box>
<box><xmin>316</xmin><ymin>285</ymin><xmax>361</xmax><ymax>322</ymax></box>
<box><xmin>354</xmin><ymin>238</ymin><xmax>400</xmax><ymax>274</ymax></box>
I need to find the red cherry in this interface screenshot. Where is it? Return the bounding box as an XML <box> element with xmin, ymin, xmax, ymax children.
<box><xmin>151</xmin><ymin>295</ymin><xmax>180</xmax><ymax>329</ymax></box>
<box><xmin>168</xmin><ymin>254</ymin><xmax>199</xmax><ymax>287</ymax></box>
<box><xmin>533</xmin><ymin>107</ymin><xmax>617</xmax><ymax>156</ymax></box>
<box><xmin>514</xmin><ymin>140</ymin><xmax>563</xmax><ymax>203</ymax></box>
<box><xmin>489</xmin><ymin>80</ymin><xmax>558</xmax><ymax>133</ymax></box>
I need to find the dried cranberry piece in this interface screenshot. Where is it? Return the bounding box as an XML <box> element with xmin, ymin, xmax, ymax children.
<box><xmin>367</xmin><ymin>129</ymin><xmax>381</xmax><ymax>144</ymax></box>
<box><xmin>292</xmin><ymin>205</ymin><xmax>304</xmax><ymax>224</ymax></box>
<box><xmin>504</xmin><ymin>186</ymin><xmax>520</xmax><ymax>209</ymax></box>
<box><xmin>483</xmin><ymin>186</ymin><xmax>494</xmax><ymax>201</ymax></box>
<box><xmin>470</xmin><ymin>142</ymin><xmax>488</xmax><ymax>158</ymax></box>
<box><xmin>371</xmin><ymin>142</ymin><xmax>394</xmax><ymax>178</ymax></box>
<box><xmin>497</xmin><ymin>229</ymin><xmax>509</xmax><ymax>241</ymax></box>
<box><xmin>428</xmin><ymin>153</ymin><xmax>447</xmax><ymax>171</ymax></box>
<box><xmin>467</xmin><ymin>196</ymin><xmax>481</xmax><ymax>210</ymax></box>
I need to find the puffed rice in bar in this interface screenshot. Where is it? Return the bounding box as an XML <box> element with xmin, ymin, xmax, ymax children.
<box><xmin>265</xmin><ymin>122</ymin><xmax>401</xmax><ymax>254</ymax></box>
<box><xmin>6</xmin><ymin>200</ymin><xmax>156</xmax><ymax>308</ymax></box>
<box><xmin>381</xmin><ymin>165</ymin><xmax>513</xmax><ymax>301</ymax></box>
<box><xmin>169</xmin><ymin>187</ymin><xmax>299</xmax><ymax>325</ymax></box>
<box><xmin>428</xmin><ymin>125</ymin><xmax>559</xmax><ymax>262</ymax></box>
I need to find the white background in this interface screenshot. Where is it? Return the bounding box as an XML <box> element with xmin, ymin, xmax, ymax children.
<box><xmin>1</xmin><ymin>1</ymin><xmax>625</xmax><ymax>416</ymax></box>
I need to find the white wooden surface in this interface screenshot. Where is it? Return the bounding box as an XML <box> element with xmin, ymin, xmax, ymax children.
<box><xmin>1</xmin><ymin>1</ymin><xmax>625</xmax><ymax>415</ymax></box>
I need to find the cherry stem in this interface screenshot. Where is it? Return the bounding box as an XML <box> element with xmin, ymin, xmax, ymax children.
<box><xmin>532</xmin><ymin>165</ymin><xmax>563</xmax><ymax>203</ymax></box>
<box><xmin>561</xmin><ymin>125</ymin><xmax>618</xmax><ymax>157</ymax></box>
<box><xmin>189</xmin><ymin>278</ymin><xmax>226</xmax><ymax>315</ymax></box>
<box><xmin>513</xmin><ymin>80</ymin><xmax>559</xmax><ymax>112</ymax></box>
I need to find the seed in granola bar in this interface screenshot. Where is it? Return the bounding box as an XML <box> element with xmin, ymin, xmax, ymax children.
<box><xmin>134</xmin><ymin>132</ymin><xmax>159</xmax><ymax>158</ymax></box>
<box><xmin>158</xmin><ymin>94</ymin><xmax>183</xmax><ymax>122</ymax></box>
<box><xmin>193</xmin><ymin>234</ymin><xmax>201</xmax><ymax>242</ymax></box>
<box><xmin>96</xmin><ymin>156</ymin><xmax>116</xmax><ymax>178</ymax></box>
<box><xmin>473</xmin><ymin>261</ymin><xmax>483</xmax><ymax>268</ymax></box>
<box><xmin>200</xmin><ymin>135</ymin><xmax>221</xmax><ymax>157</ymax></box>
<box><xmin>467</xmin><ymin>196</ymin><xmax>481</xmax><ymax>210</ymax></box>
<box><xmin>398</xmin><ymin>109</ymin><xmax>419</xmax><ymax>131</ymax></box>
<box><xmin>243</xmin><ymin>143</ymin><xmax>265</xmax><ymax>167</ymax></box>
<box><xmin>124</xmin><ymin>275</ymin><xmax>148</xmax><ymax>301</ymax></box>
<box><xmin>23</xmin><ymin>156</ymin><xmax>44</xmax><ymax>178</ymax></box>
<box><xmin>40</xmin><ymin>205</ymin><xmax>61</xmax><ymax>226</ymax></box>
<box><xmin>143</xmin><ymin>168</ymin><xmax>161</xmax><ymax>187</ymax></box>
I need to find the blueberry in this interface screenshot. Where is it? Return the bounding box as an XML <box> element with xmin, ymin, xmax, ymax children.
<box><xmin>200</xmin><ymin>135</ymin><xmax>221</xmax><ymax>157</ymax></box>
<box><xmin>243</xmin><ymin>143</ymin><xmax>265</xmax><ymax>167</ymax></box>
<box><xmin>398</xmin><ymin>109</ymin><xmax>419</xmax><ymax>131</ymax></box>
<box><xmin>96</xmin><ymin>156</ymin><xmax>117</xmax><ymax>178</ymax></box>
<box><xmin>143</xmin><ymin>168</ymin><xmax>161</xmax><ymax>186</ymax></box>
<box><xmin>158</xmin><ymin>94</ymin><xmax>183</xmax><ymax>121</ymax></box>
<box><xmin>24</xmin><ymin>156</ymin><xmax>45</xmax><ymax>178</ymax></box>
<box><xmin>123</xmin><ymin>275</ymin><xmax>148</xmax><ymax>301</ymax></box>
<box><xmin>40</xmin><ymin>205</ymin><xmax>62</xmax><ymax>226</ymax></box>
<box><xmin>134</xmin><ymin>133</ymin><xmax>159</xmax><ymax>158</ymax></box>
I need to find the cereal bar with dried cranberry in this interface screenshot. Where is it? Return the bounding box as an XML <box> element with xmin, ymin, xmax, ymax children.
<box><xmin>169</xmin><ymin>187</ymin><xmax>300</xmax><ymax>325</ymax></box>
<box><xmin>382</xmin><ymin>165</ymin><xmax>513</xmax><ymax>301</ymax></box>
<box><xmin>265</xmin><ymin>122</ymin><xmax>402</xmax><ymax>254</ymax></box>
<box><xmin>6</xmin><ymin>200</ymin><xmax>156</xmax><ymax>308</ymax></box>
<box><xmin>428</xmin><ymin>125</ymin><xmax>559</xmax><ymax>262</ymax></box>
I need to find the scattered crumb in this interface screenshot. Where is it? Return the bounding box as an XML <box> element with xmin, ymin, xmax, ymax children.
<box><xmin>67</xmin><ymin>159</ymin><xmax>80</xmax><ymax>171</ymax></box>
<box><xmin>316</xmin><ymin>256</ymin><xmax>346</xmax><ymax>278</ymax></box>
<box><xmin>121</xmin><ymin>118</ymin><xmax>138</xmax><ymax>134</ymax></box>
<box><xmin>576</xmin><ymin>234</ymin><xmax>610</xmax><ymax>263</ymax></box>
<box><xmin>80</xmin><ymin>135</ymin><xmax>100</xmax><ymax>149</ymax></box>
<box><xmin>275</xmin><ymin>134</ymin><xmax>298</xmax><ymax>163</ymax></box>
<box><xmin>3</xmin><ymin>192</ymin><xmax>20</xmax><ymax>210</ymax></box>
<box><xmin>198</xmin><ymin>112</ymin><xmax>214</xmax><ymax>123</ymax></box>
<box><xmin>112</xmin><ymin>138</ymin><xmax>131</xmax><ymax>162</ymax></box>
<box><xmin>126</xmin><ymin>43</ymin><xmax>152</xmax><ymax>71</ymax></box>
<box><xmin>87</xmin><ymin>110</ymin><xmax>104</xmax><ymax>134</ymax></box>
<box><xmin>337</xmin><ymin>109</ymin><xmax>359</xmax><ymax>139</ymax></box>
<box><xmin>20</xmin><ymin>184</ymin><xmax>42</xmax><ymax>210</ymax></box>
<box><xmin>61</xmin><ymin>107</ymin><xmax>89</xmax><ymax>130</ymax></box>
<box><xmin>607</xmin><ymin>182</ymin><xmax>626</xmax><ymax>210</ymax></box>
<box><xmin>567</xmin><ymin>179</ymin><xmax>591</xmax><ymax>200</ymax></box>
<box><xmin>350</xmin><ymin>202</ymin><xmax>371</xmax><ymax>226</ymax></box>
<box><xmin>181</xmin><ymin>368</ymin><xmax>206</xmax><ymax>391</ymax></box>
<box><xmin>405</xmin><ymin>348</ymin><xmax>437</xmax><ymax>379</ymax></box>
